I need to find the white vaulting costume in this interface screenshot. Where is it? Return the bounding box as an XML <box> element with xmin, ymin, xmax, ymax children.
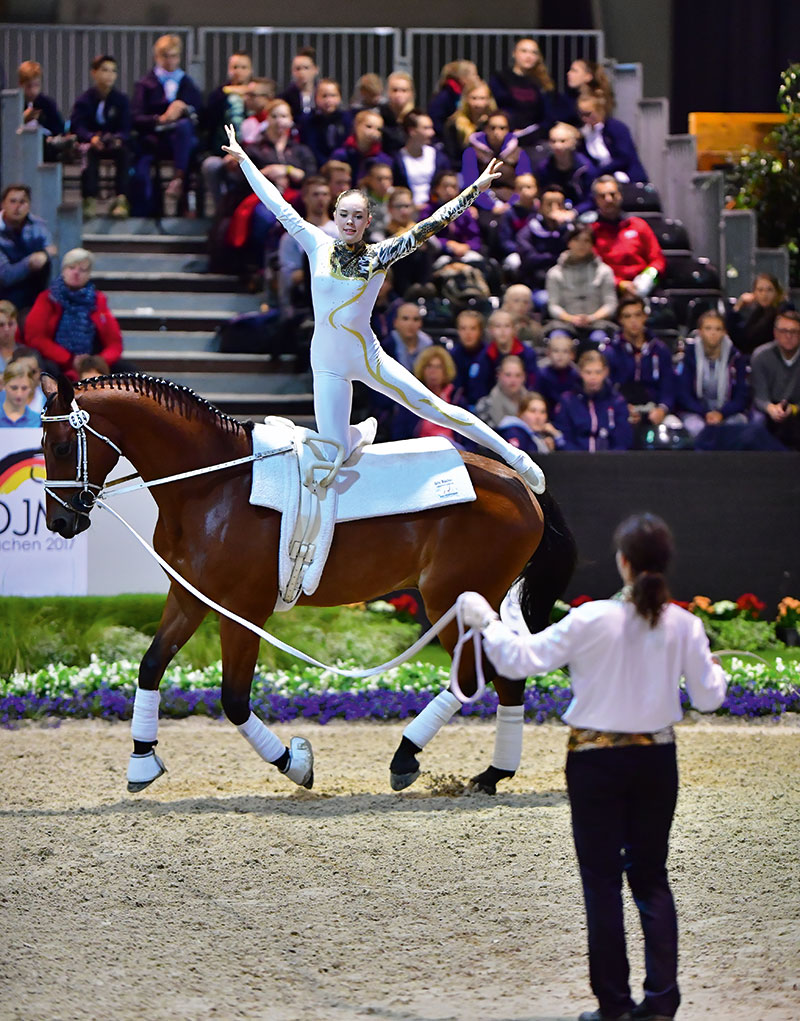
<box><xmin>236</xmin><ymin>153</ymin><xmax>545</xmax><ymax>493</ymax></box>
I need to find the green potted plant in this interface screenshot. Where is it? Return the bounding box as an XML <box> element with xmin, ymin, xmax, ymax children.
<box><xmin>775</xmin><ymin>597</ymin><xmax>800</xmax><ymax>645</ymax></box>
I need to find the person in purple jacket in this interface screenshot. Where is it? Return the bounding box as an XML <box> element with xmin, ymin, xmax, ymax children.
<box><xmin>131</xmin><ymin>34</ymin><xmax>204</xmax><ymax>215</ymax></box>
<box><xmin>498</xmin><ymin>172</ymin><xmax>539</xmax><ymax>262</ymax></box>
<box><xmin>601</xmin><ymin>296</ymin><xmax>675</xmax><ymax>437</ymax></box>
<box><xmin>534</xmin><ymin>122</ymin><xmax>597</xmax><ymax>214</ymax></box>
<box><xmin>577</xmin><ymin>93</ymin><xmax>648</xmax><ymax>184</ymax></box>
<box><xmin>675</xmin><ymin>310</ymin><xmax>750</xmax><ymax>436</ymax></box>
<box><xmin>451</xmin><ymin>309</ymin><xmax>488</xmax><ymax>410</ymax></box>
<box><xmin>537</xmin><ymin>330</ymin><xmax>582</xmax><ymax>414</ymax></box>
<box><xmin>554</xmin><ymin>349</ymin><xmax>633</xmax><ymax>451</ymax></box>
<box><xmin>509</xmin><ymin>185</ymin><xmax>572</xmax><ymax>303</ymax></box>
<box><xmin>419</xmin><ymin>171</ymin><xmax>484</xmax><ymax>275</ymax></box>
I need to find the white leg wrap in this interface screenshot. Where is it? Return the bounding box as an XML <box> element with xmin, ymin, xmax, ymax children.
<box><xmin>237</xmin><ymin>711</ymin><xmax>285</xmax><ymax>764</ymax></box>
<box><xmin>403</xmin><ymin>690</ymin><xmax>461</xmax><ymax>749</ymax></box>
<box><xmin>131</xmin><ymin>687</ymin><xmax>160</xmax><ymax>743</ymax></box>
<box><xmin>492</xmin><ymin>704</ymin><xmax>525</xmax><ymax>772</ymax></box>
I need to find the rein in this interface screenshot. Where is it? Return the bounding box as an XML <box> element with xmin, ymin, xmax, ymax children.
<box><xmin>41</xmin><ymin>397</ymin><xmax>487</xmax><ymax>702</ymax></box>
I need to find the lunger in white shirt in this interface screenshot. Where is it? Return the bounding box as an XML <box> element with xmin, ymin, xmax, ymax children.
<box><xmin>460</xmin><ymin>512</ymin><xmax>727</xmax><ymax>1021</ymax></box>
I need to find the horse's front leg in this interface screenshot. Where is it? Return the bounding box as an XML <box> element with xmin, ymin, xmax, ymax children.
<box><xmin>127</xmin><ymin>584</ymin><xmax>208</xmax><ymax>792</ymax></box>
<box><xmin>219</xmin><ymin>617</ymin><xmax>314</xmax><ymax>790</ymax></box>
<box><xmin>469</xmin><ymin>676</ymin><xmax>526</xmax><ymax>794</ymax></box>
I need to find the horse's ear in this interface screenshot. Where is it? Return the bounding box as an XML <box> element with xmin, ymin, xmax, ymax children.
<box><xmin>41</xmin><ymin>373</ymin><xmax>59</xmax><ymax>399</ymax></box>
<box><xmin>57</xmin><ymin>374</ymin><xmax>75</xmax><ymax>405</ymax></box>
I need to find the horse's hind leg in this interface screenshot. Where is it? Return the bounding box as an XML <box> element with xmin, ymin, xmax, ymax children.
<box><xmin>128</xmin><ymin>585</ymin><xmax>208</xmax><ymax>793</ymax></box>
<box><xmin>219</xmin><ymin>618</ymin><xmax>314</xmax><ymax>790</ymax></box>
<box><xmin>469</xmin><ymin>676</ymin><xmax>526</xmax><ymax>794</ymax></box>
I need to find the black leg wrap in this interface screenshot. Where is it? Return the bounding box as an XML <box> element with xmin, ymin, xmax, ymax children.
<box><xmin>469</xmin><ymin>764</ymin><xmax>516</xmax><ymax>795</ymax></box>
<box><xmin>133</xmin><ymin>740</ymin><xmax>157</xmax><ymax>755</ymax></box>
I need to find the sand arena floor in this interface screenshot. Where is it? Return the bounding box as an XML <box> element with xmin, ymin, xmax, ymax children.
<box><xmin>1</xmin><ymin>716</ymin><xmax>798</xmax><ymax>1021</ymax></box>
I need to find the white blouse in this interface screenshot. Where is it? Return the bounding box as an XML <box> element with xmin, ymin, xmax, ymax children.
<box><xmin>482</xmin><ymin>599</ymin><xmax>727</xmax><ymax>732</ymax></box>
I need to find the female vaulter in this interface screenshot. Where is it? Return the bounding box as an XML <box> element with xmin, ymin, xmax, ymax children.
<box><xmin>222</xmin><ymin>124</ymin><xmax>545</xmax><ymax>493</ymax></box>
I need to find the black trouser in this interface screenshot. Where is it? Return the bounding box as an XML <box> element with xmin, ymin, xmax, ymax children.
<box><xmin>566</xmin><ymin>743</ymin><xmax>680</xmax><ymax>1019</ymax></box>
<box><xmin>81</xmin><ymin>143</ymin><xmax>131</xmax><ymax>198</ymax></box>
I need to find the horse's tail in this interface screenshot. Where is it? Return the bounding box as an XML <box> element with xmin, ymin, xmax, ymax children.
<box><xmin>517</xmin><ymin>488</ymin><xmax>578</xmax><ymax>633</ymax></box>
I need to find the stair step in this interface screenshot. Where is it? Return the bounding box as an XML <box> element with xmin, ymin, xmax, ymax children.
<box><xmin>95</xmin><ymin>271</ymin><xmax>242</xmax><ymax>293</ymax></box>
<box><xmin>110</xmin><ymin>290</ymin><xmax>258</xmax><ymax>312</ymax></box>
<box><xmin>159</xmin><ymin>372</ymin><xmax>311</xmax><ymax>395</ymax></box>
<box><xmin>93</xmin><ymin>252</ymin><xmax>211</xmax><ymax>273</ymax></box>
<box><xmin>116</xmin><ymin>310</ymin><xmax>231</xmax><ymax>331</ymax></box>
<box><xmin>212</xmin><ymin>393</ymin><xmax>315</xmax><ymax>416</ymax></box>
<box><xmin>85</xmin><ymin>233</ymin><xmax>207</xmax><ymax>254</ymax></box>
<box><xmin>123</xmin><ymin>330</ymin><xmax>217</xmax><ymax>352</ymax></box>
<box><xmin>83</xmin><ymin>216</ymin><xmax>212</xmax><ymax>236</ymax></box>
<box><xmin>132</xmin><ymin>351</ymin><xmax>296</xmax><ymax>375</ymax></box>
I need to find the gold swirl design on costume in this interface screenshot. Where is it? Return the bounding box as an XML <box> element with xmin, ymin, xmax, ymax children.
<box><xmin>329</xmin><ymin>240</ymin><xmax>373</xmax><ymax>282</ymax></box>
<box><xmin>418</xmin><ymin>397</ymin><xmax>476</xmax><ymax>425</ymax></box>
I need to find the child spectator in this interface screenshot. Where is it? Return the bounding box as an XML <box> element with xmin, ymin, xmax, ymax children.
<box><xmin>591</xmin><ymin>176</ymin><xmax>665</xmax><ymax>298</ymax></box>
<box><xmin>508</xmin><ymin>185</ymin><xmax>572</xmax><ymax>302</ymax></box>
<box><xmin>726</xmin><ymin>273</ymin><xmax>790</xmax><ymax>355</ymax></box>
<box><xmin>498</xmin><ymin>391</ymin><xmax>564</xmax><ymax>454</ymax></box>
<box><xmin>489</xmin><ymin>37</ymin><xmax>555</xmax><ymax>134</ymax></box>
<box><xmin>562</xmin><ymin>59</ymin><xmax>615</xmax><ymax>125</ymax></box>
<box><xmin>280</xmin><ymin>47</ymin><xmax>319</xmax><ymax>120</ymax></box>
<box><xmin>384</xmin><ymin>188</ymin><xmax>435</xmax><ymax>296</ymax></box>
<box><xmin>1</xmin><ymin>362</ymin><xmax>40</xmax><ymax>427</ymax></box>
<box><xmin>476</xmin><ymin>353</ymin><xmax>531</xmax><ymax>429</ymax></box>
<box><xmin>392</xmin><ymin>346</ymin><xmax>459</xmax><ymax>442</ymax></box>
<box><xmin>18</xmin><ymin>61</ymin><xmax>66</xmax><ymax>162</ymax></box>
<box><xmin>554</xmin><ymin>349</ymin><xmax>632</xmax><ymax>450</ymax></box>
<box><xmin>442</xmin><ymin>78</ymin><xmax>497</xmax><ymax>164</ymax></box>
<box><xmin>428</xmin><ymin>60</ymin><xmax>478</xmax><ymax>136</ymax></box>
<box><xmin>239</xmin><ymin>78</ymin><xmax>277</xmax><ymax>144</ymax></box>
<box><xmin>77</xmin><ymin>354</ymin><xmax>111</xmax><ymax>381</ymax></box>
<box><xmin>392</xmin><ymin>110</ymin><xmax>450</xmax><ymax>206</ymax></box>
<box><xmin>0</xmin><ymin>300</ymin><xmax>21</xmax><ymax>370</ymax></box>
<box><xmin>498</xmin><ymin>173</ymin><xmax>539</xmax><ymax>264</ymax></box>
<box><xmin>478</xmin><ymin>308</ymin><xmax>539</xmax><ymax>392</ymax></box>
<box><xmin>675</xmin><ymin>311</ymin><xmax>749</xmax><ymax>438</ymax></box>
<box><xmin>602</xmin><ymin>295</ymin><xmax>675</xmax><ymax>434</ymax></box>
<box><xmin>350</xmin><ymin>74</ymin><xmax>383</xmax><ymax>115</ymax></box>
<box><xmin>420</xmin><ymin>171</ymin><xmax>482</xmax><ymax>270</ymax></box>
<box><xmin>201</xmin><ymin>52</ymin><xmax>254</xmax><ymax>210</ymax></box>
<box><xmin>502</xmin><ymin>282</ymin><xmax>543</xmax><ymax>351</ymax></box>
<box><xmin>380</xmin><ymin>302</ymin><xmax>433</xmax><ymax>372</ymax></box>
<box><xmin>331</xmin><ymin>110</ymin><xmax>391</xmax><ymax>186</ymax></box>
<box><xmin>70</xmin><ymin>54</ymin><xmax>132</xmax><ymax>219</ymax></box>
<box><xmin>462</xmin><ymin>111</ymin><xmax>535</xmax><ymax>213</ymax></box>
<box><xmin>535</xmin><ymin>122</ymin><xmax>596</xmax><ymax>213</ymax></box>
<box><xmin>299</xmin><ymin>79</ymin><xmax>353</xmax><ymax>168</ymax></box>
<box><xmin>451</xmin><ymin>309</ymin><xmax>488</xmax><ymax>410</ymax></box>
<box><xmin>363</xmin><ymin>161</ymin><xmax>395</xmax><ymax>241</ymax></box>
<box><xmin>243</xmin><ymin>99</ymin><xmax>316</xmax><ymax>188</ymax></box>
<box><xmin>319</xmin><ymin>160</ymin><xmax>352</xmax><ymax>201</ymax></box>
<box><xmin>577</xmin><ymin>93</ymin><xmax>648</xmax><ymax>183</ymax></box>
<box><xmin>379</xmin><ymin>72</ymin><xmax>416</xmax><ymax>155</ymax></box>
<box><xmin>544</xmin><ymin>223</ymin><xmax>618</xmax><ymax>346</ymax></box>
<box><xmin>6</xmin><ymin>346</ymin><xmax>45</xmax><ymax>412</ymax></box>
<box><xmin>537</xmin><ymin>330</ymin><xmax>582</xmax><ymax>413</ymax></box>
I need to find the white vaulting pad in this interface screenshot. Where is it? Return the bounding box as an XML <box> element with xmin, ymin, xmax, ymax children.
<box><xmin>250</xmin><ymin>423</ymin><xmax>476</xmax><ymax>522</ymax></box>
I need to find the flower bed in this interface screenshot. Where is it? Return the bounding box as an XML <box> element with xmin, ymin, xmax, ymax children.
<box><xmin>1</xmin><ymin>654</ymin><xmax>798</xmax><ymax>727</ymax></box>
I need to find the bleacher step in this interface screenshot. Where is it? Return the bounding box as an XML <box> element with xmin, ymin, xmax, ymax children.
<box><xmin>93</xmin><ymin>252</ymin><xmax>211</xmax><ymax>273</ymax></box>
<box><xmin>84</xmin><ymin>233</ymin><xmax>207</xmax><ymax>255</ymax></box>
<box><xmin>132</xmin><ymin>351</ymin><xmax>297</xmax><ymax>375</ymax></box>
<box><xmin>94</xmin><ymin>270</ymin><xmax>241</xmax><ymax>293</ymax></box>
<box><xmin>161</xmin><ymin>371</ymin><xmax>311</xmax><ymax>395</ymax></box>
<box><xmin>83</xmin><ymin>216</ymin><xmax>211</xmax><ymax>236</ymax></box>
<box><xmin>123</xmin><ymin>330</ymin><xmax>217</xmax><ymax>352</ymax></box>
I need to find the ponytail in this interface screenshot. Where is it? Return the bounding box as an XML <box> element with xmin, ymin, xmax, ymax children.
<box><xmin>614</xmin><ymin>513</ymin><xmax>674</xmax><ymax>629</ymax></box>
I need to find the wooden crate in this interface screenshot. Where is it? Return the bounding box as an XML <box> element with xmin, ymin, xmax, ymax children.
<box><xmin>688</xmin><ymin>112</ymin><xmax>785</xmax><ymax>170</ymax></box>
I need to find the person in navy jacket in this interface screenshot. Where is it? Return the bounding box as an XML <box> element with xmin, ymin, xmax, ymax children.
<box><xmin>601</xmin><ymin>296</ymin><xmax>675</xmax><ymax>433</ymax></box>
<box><xmin>534</xmin><ymin>122</ymin><xmax>597</xmax><ymax>213</ymax></box>
<box><xmin>451</xmin><ymin>308</ymin><xmax>488</xmax><ymax>410</ymax></box>
<box><xmin>131</xmin><ymin>34</ymin><xmax>204</xmax><ymax>215</ymax></box>
<box><xmin>476</xmin><ymin>308</ymin><xmax>539</xmax><ymax>395</ymax></box>
<box><xmin>577</xmin><ymin>93</ymin><xmax>648</xmax><ymax>183</ymax></box>
<box><xmin>70</xmin><ymin>55</ymin><xmax>132</xmax><ymax>217</ymax></box>
<box><xmin>675</xmin><ymin>310</ymin><xmax>750</xmax><ymax>436</ymax></box>
<box><xmin>537</xmin><ymin>330</ymin><xmax>582</xmax><ymax>413</ymax></box>
<box><xmin>554</xmin><ymin>349</ymin><xmax>633</xmax><ymax>451</ymax></box>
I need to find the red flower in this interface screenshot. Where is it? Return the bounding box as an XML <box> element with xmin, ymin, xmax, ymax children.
<box><xmin>672</xmin><ymin>599</ymin><xmax>691</xmax><ymax>610</ymax></box>
<box><xmin>570</xmin><ymin>594</ymin><xmax>593</xmax><ymax>607</ymax></box>
<box><xmin>388</xmin><ymin>594</ymin><xmax>420</xmax><ymax>617</ymax></box>
<box><xmin>736</xmin><ymin>593</ymin><xmax>765</xmax><ymax>620</ymax></box>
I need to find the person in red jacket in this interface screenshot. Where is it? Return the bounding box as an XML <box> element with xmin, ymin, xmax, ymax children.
<box><xmin>590</xmin><ymin>175</ymin><xmax>665</xmax><ymax>297</ymax></box>
<box><xmin>24</xmin><ymin>247</ymin><xmax>124</xmax><ymax>380</ymax></box>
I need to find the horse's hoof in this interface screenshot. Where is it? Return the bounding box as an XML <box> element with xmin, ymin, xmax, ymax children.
<box><xmin>468</xmin><ymin>776</ymin><xmax>497</xmax><ymax>795</ymax></box>
<box><xmin>390</xmin><ymin>769</ymin><xmax>421</xmax><ymax>791</ymax></box>
<box><xmin>282</xmin><ymin>736</ymin><xmax>314</xmax><ymax>789</ymax></box>
<box><xmin>126</xmin><ymin>750</ymin><xmax>167</xmax><ymax>793</ymax></box>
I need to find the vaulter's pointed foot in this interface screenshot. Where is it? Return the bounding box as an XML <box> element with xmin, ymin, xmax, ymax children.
<box><xmin>127</xmin><ymin>750</ymin><xmax>167</xmax><ymax>793</ymax></box>
<box><xmin>282</xmin><ymin>736</ymin><xmax>314</xmax><ymax>789</ymax></box>
<box><xmin>390</xmin><ymin>768</ymin><xmax>421</xmax><ymax>791</ymax></box>
<box><xmin>507</xmin><ymin>449</ymin><xmax>545</xmax><ymax>494</ymax></box>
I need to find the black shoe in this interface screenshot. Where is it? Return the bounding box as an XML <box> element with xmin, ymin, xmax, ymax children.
<box><xmin>578</xmin><ymin>1010</ymin><xmax>633</xmax><ymax>1021</ymax></box>
<box><xmin>631</xmin><ymin>1004</ymin><xmax>673</xmax><ymax>1020</ymax></box>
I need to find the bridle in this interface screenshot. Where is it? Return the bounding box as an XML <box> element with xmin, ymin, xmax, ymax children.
<box><xmin>41</xmin><ymin>398</ymin><xmax>123</xmax><ymax>517</ymax></box>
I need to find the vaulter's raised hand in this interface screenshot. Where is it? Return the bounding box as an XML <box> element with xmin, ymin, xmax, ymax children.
<box><xmin>221</xmin><ymin>123</ymin><xmax>246</xmax><ymax>164</ymax></box>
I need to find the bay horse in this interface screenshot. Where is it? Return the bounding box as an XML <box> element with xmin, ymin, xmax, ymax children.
<box><xmin>41</xmin><ymin>372</ymin><xmax>576</xmax><ymax>794</ymax></box>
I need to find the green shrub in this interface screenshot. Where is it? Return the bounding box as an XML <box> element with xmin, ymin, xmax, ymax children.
<box><xmin>705</xmin><ymin>617</ymin><xmax>779</xmax><ymax>653</ymax></box>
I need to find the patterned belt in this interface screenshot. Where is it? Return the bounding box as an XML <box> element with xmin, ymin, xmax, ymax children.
<box><xmin>568</xmin><ymin>725</ymin><xmax>676</xmax><ymax>752</ymax></box>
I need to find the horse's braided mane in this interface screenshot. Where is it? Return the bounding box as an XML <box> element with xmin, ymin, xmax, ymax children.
<box><xmin>74</xmin><ymin>372</ymin><xmax>255</xmax><ymax>436</ymax></box>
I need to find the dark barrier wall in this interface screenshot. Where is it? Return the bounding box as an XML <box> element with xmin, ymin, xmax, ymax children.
<box><xmin>542</xmin><ymin>452</ymin><xmax>800</xmax><ymax>612</ymax></box>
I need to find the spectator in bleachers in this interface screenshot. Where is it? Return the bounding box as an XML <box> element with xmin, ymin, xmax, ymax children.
<box><xmin>554</xmin><ymin>349</ymin><xmax>632</xmax><ymax>450</ymax></box>
<box><xmin>350</xmin><ymin>74</ymin><xmax>384</xmax><ymax>115</ymax></box>
<box><xmin>70</xmin><ymin>54</ymin><xmax>132</xmax><ymax>220</ymax></box>
<box><xmin>243</xmin><ymin>99</ymin><xmax>316</xmax><ymax>187</ymax></box>
<box><xmin>0</xmin><ymin>184</ymin><xmax>56</xmax><ymax>317</ymax></box>
<box><xmin>602</xmin><ymin>295</ymin><xmax>675</xmax><ymax>438</ymax></box>
<box><xmin>544</xmin><ymin>223</ymin><xmax>618</xmax><ymax>347</ymax></box>
<box><xmin>451</xmin><ymin>308</ymin><xmax>488</xmax><ymax>411</ymax></box>
<box><xmin>378</xmin><ymin>72</ymin><xmax>416</xmax><ymax>155</ymax></box>
<box><xmin>78</xmin><ymin>354</ymin><xmax>111</xmax><ymax>381</ymax></box>
<box><xmin>131</xmin><ymin>35</ymin><xmax>204</xmax><ymax>216</ymax></box>
<box><xmin>331</xmin><ymin>109</ymin><xmax>391</xmax><ymax>186</ymax></box>
<box><xmin>498</xmin><ymin>390</ymin><xmax>564</xmax><ymax>454</ymax></box>
<box><xmin>489</xmin><ymin>37</ymin><xmax>555</xmax><ymax>135</ymax></box>
<box><xmin>498</xmin><ymin>173</ymin><xmax>539</xmax><ymax>263</ymax></box>
<box><xmin>502</xmin><ymin>282</ymin><xmax>543</xmax><ymax>350</ymax></box>
<box><xmin>8</xmin><ymin>346</ymin><xmax>46</xmax><ymax>412</ymax></box>
<box><xmin>462</xmin><ymin>111</ymin><xmax>535</xmax><ymax>213</ymax></box>
<box><xmin>239</xmin><ymin>78</ymin><xmax>278</xmax><ymax>144</ymax></box>
<box><xmin>419</xmin><ymin>171</ymin><xmax>481</xmax><ymax>268</ymax></box>
<box><xmin>277</xmin><ymin>176</ymin><xmax>336</xmax><ymax>313</ymax></box>
<box><xmin>537</xmin><ymin>330</ymin><xmax>582</xmax><ymax>413</ymax></box>
<box><xmin>577</xmin><ymin>93</ymin><xmax>648</xmax><ymax>184</ymax></box>
<box><xmin>0</xmin><ymin>301</ymin><xmax>21</xmax><ymax>371</ymax></box>
<box><xmin>24</xmin><ymin>247</ymin><xmax>124</xmax><ymax>382</ymax></box>
<box><xmin>535</xmin><ymin>122</ymin><xmax>596</xmax><ymax>214</ymax></box>
<box><xmin>201</xmin><ymin>51</ymin><xmax>254</xmax><ymax>211</ymax></box>
<box><xmin>507</xmin><ymin>185</ymin><xmax>572</xmax><ymax>300</ymax></box>
<box><xmin>392</xmin><ymin>346</ymin><xmax>459</xmax><ymax>442</ymax></box>
<box><xmin>0</xmin><ymin>362</ymin><xmax>40</xmax><ymax>428</ymax></box>
<box><xmin>380</xmin><ymin>302</ymin><xmax>433</xmax><ymax>372</ymax></box>
<box><xmin>750</xmin><ymin>309</ymin><xmax>800</xmax><ymax>450</ymax></box>
<box><xmin>562</xmin><ymin>59</ymin><xmax>615</xmax><ymax>125</ymax></box>
<box><xmin>363</xmin><ymin>161</ymin><xmax>395</xmax><ymax>241</ymax></box>
<box><xmin>18</xmin><ymin>60</ymin><xmax>66</xmax><ymax>163</ymax></box>
<box><xmin>383</xmin><ymin>188</ymin><xmax>435</xmax><ymax>296</ymax></box>
<box><xmin>299</xmin><ymin>79</ymin><xmax>353</xmax><ymax>168</ymax></box>
<box><xmin>675</xmin><ymin>310</ymin><xmax>749</xmax><ymax>438</ymax></box>
<box><xmin>319</xmin><ymin>159</ymin><xmax>352</xmax><ymax>201</ymax></box>
<box><xmin>726</xmin><ymin>273</ymin><xmax>790</xmax><ymax>356</ymax></box>
<box><xmin>428</xmin><ymin>60</ymin><xmax>478</xmax><ymax>137</ymax></box>
<box><xmin>392</xmin><ymin>110</ymin><xmax>450</xmax><ymax>206</ymax></box>
<box><xmin>476</xmin><ymin>353</ymin><xmax>531</xmax><ymax>430</ymax></box>
<box><xmin>591</xmin><ymin>176</ymin><xmax>665</xmax><ymax>297</ymax></box>
<box><xmin>477</xmin><ymin>308</ymin><xmax>539</xmax><ymax>393</ymax></box>
<box><xmin>280</xmin><ymin>47</ymin><xmax>319</xmax><ymax>121</ymax></box>
<box><xmin>442</xmin><ymin>78</ymin><xmax>497</xmax><ymax>164</ymax></box>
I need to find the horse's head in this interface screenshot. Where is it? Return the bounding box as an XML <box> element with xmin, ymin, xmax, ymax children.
<box><xmin>40</xmin><ymin>373</ymin><xmax>122</xmax><ymax>538</ymax></box>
